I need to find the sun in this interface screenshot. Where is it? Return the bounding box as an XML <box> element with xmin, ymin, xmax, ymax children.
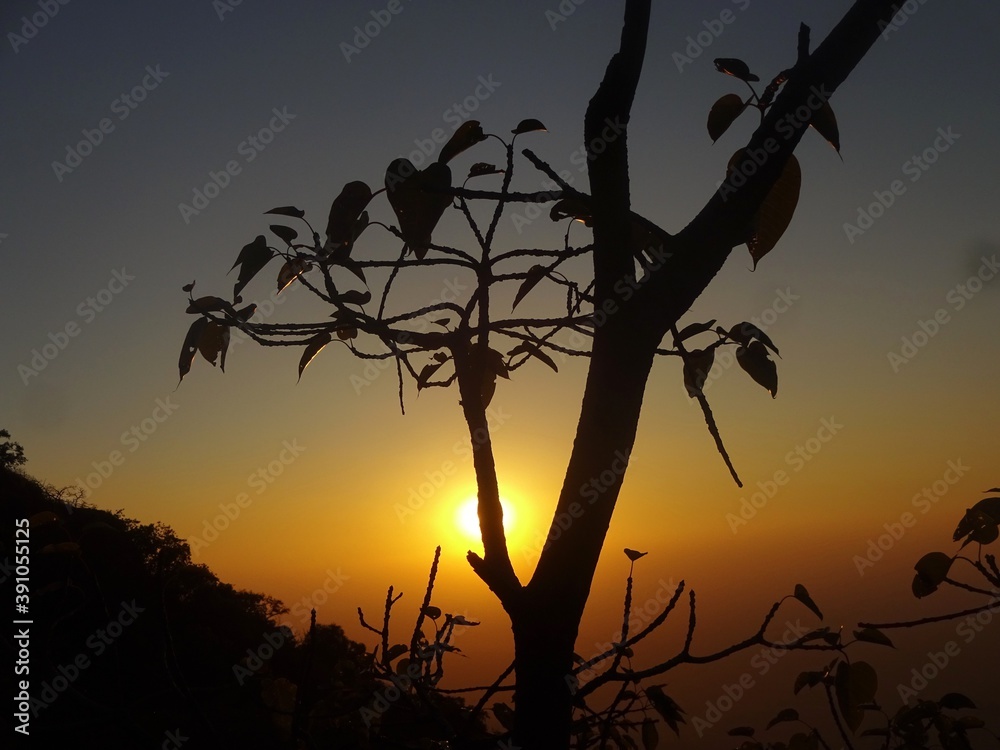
<box><xmin>456</xmin><ymin>496</ymin><xmax>517</xmax><ymax>543</ymax></box>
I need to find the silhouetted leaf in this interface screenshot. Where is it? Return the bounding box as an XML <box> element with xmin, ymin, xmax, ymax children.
<box><xmin>438</xmin><ymin>120</ymin><xmax>486</xmax><ymax>164</ymax></box>
<box><xmin>182</xmin><ymin>281</ymin><xmax>195</xmax><ymax>293</ymax></box>
<box><xmin>810</xmin><ymin>100</ymin><xmax>841</xmax><ymax>153</ymax></box>
<box><xmin>451</xmin><ymin>615</ymin><xmax>479</xmax><ymax>626</ymax></box>
<box><xmin>512</xmin><ymin>118</ymin><xmax>547</xmax><ymax>135</ymax></box>
<box><xmin>914</xmin><ymin>551</ymin><xmax>953</xmax><ymax>587</ymax></box>
<box><xmin>682</xmin><ymin>348</ymin><xmax>715</xmax><ymax>398</ymax></box>
<box><xmin>338</xmin><ymin>289</ymin><xmax>371</xmax><ymax>307</ymax></box>
<box><xmin>508</xmin><ymin>342</ymin><xmax>558</xmax><ymax>373</ymax></box>
<box><xmin>336</xmin><ymin>326</ymin><xmax>357</xmax><ymax>341</ymax></box>
<box><xmin>746</xmin><ymin>154</ymin><xmax>801</xmax><ymax>268</ymax></box>
<box><xmin>186</xmin><ymin>296</ymin><xmax>234</xmax><ymax>315</ymax></box>
<box><xmin>385</xmin><ymin>158</ymin><xmax>452</xmax><ymax>259</ymax></box>
<box><xmin>624</xmin><ymin>548</ymin><xmax>647</xmax><ymax>561</ymax></box>
<box><xmin>713</xmin><ymin>57</ymin><xmax>759</xmax><ymax>82</ymax></box>
<box><xmin>422</xmin><ymin>605</ymin><xmax>442</xmax><ymax>619</ymax></box>
<box><xmin>835</xmin><ymin>660</ymin><xmax>878</xmax><ymax>732</ymax></box>
<box><xmin>277</xmin><ymin>258</ymin><xmax>310</xmax><ymax>293</ymax></box>
<box><xmin>728</xmin><ymin>322</ymin><xmax>780</xmax><ymax>356</ymax></box>
<box><xmin>675</xmin><ymin>320</ymin><xmax>717</xmax><ymax>342</ymax></box>
<box><xmin>178</xmin><ymin>318</ymin><xmax>209</xmax><ymax>383</ymax></box>
<box><xmin>645</xmin><ymin>685</ymin><xmax>685</xmax><ymax>735</ymax></box>
<box><xmin>737</xmin><ymin>341</ymin><xmax>778</xmax><ymax>398</ymax></box>
<box><xmin>231</xmin><ymin>235</ymin><xmax>274</xmax><ymax>299</ymax></box>
<box><xmin>853</xmin><ymin>627</ymin><xmax>894</xmax><ymax>648</ymax></box>
<box><xmin>986</xmin><ymin>487</ymin><xmax>1000</xmax><ymax>493</ymax></box>
<box><xmin>641</xmin><ymin>718</ymin><xmax>659</xmax><ymax>750</ymax></box>
<box><xmin>513</xmin><ymin>265</ymin><xmax>548</xmax><ymax>310</ymax></box>
<box><xmin>198</xmin><ymin>322</ymin><xmax>230</xmax><ymax>370</ymax></box>
<box><xmin>793</xmin><ymin>671</ymin><xmax>823</xmax><ymax>694</ymax></box>
<box><xmin>939</xmin><ymin>692</ymin><xmax>976</xmax><ymax>710</ymax></box>
<box><xmin>550</xmin><ymin>197</ymin><xmax>593</xmax><ymax>225</ymax></box>
<box><xmin>298</xmin><ymin>332</ymin><xmax>332</xmax><ymax>382</ymax></box>
<box><xmin>793</xmin><ymin>584</ymin><xmax>822</xmax><ymax>620</ymax></box>
<box><xmin>468</xmin><ymin>162</ymin><xmax>503</xmax><ymax>178</ymax></box>
<box><xmin>728</xmin><ymin>727</ymin><xmax>755</xmax><ymax>737</ymax></box>
<box><xmin>416</xmin><ymin>362</ymin><xmax>443</xmax><ymax>390</ymax></box>
<box><xmin>265</xmin><ymin>205</ymin><xmax>305</xmax><ymax>219</ymax></box>
<box><xmin>325</xmin><ymin>181</ymin><xmax>373</xmax><ymax>253</ymax></box>
<box><xmin>269</xmin><ymin>224</ymin><xmax>298</xmax><ymax>245</ymax></box>
<box><xmin>766</xmin><ymin>709</ymin><xmax>799</xmax><ymax>729</ymax></box>
<box><xmin>953</xmin><ymin>497</ymin><xmax>1000</xmax><ymax>545</ymax></box>
<box><xmin>385</xmin><ymin>644</ymin><xmax>408</xmax><ymax>662</ymax></box>
<box><xmin>708</xmin><ymin>93</ymin><xmax>746</xmax><ymax>142</ymax></box>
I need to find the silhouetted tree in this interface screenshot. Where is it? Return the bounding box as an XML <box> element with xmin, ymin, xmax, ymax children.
<box><xmin>0</xmin><ymin>428</ymin><xmax>27</xmax><ymax>470</ymax></box>
<box><xmin>176</xmin><ymin>1</ymin><xmax>972</xmax><ymax>747</ymax></box>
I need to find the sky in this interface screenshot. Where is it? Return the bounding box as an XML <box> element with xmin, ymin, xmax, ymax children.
<box><xmin>3</xmin><ymin>0</ymin><xmax>1000</xmax><ymax>739</ymax></box>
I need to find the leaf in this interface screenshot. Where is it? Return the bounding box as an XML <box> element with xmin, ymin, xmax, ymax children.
<box><xmin>337</xmin><ymin>289</ymin><xmax>372</xmax><ymax>307</ymax></box>
<box><xmin>809</xmin><ymin>100</ymin><xmax>841</xmax><ymax>153</ymax></box>
<box><xmin>834</xmin><ymin>660</ymin><xmax>878</xmax><ymax>732</ymax></box>
<box><xmin>421</xmin><ymin>605</ymin><xmax>442</xmax><ymax>619</ymax></box>
<box><xmin>277</xmin><ymin>258</ymin><xmax>310</xmax><ymax>293</ymax></box>
<box><xmin>451</xmin><ymin>615</ymin><xmax>479</xmax><ymax>626</ymax></box>
<box><xmin>492</xmin><ymin>702</ymin><xmax>515</xmax><ymax>731</ymax></box>
<box><xmin>683</xmin><ymin>348</ymin><xmax>715</xmax><ymax>398</ymax></box>
<box><xmin>793</xmin><ymin>671</ymin><xmax>823</xmax><ymax>694</ymax></box>
<box><xmin>182</xmin><ymin>281</ymin><xmax>195</xmax><ymax>293</ymax></box>
<box><xmin>197</xmin><ymin>322</ymin><xmax>230</xmax><ymax>370</ymax></box>
<box><xmin>645</xmin><ymin>685</ymin><xmax>685</xmax><ymax>735</ymax></box>
<box><xmin>298</xmin><ymin>332</ymin><xmax>332</xmax><ymax>382</ymax></box>
<box><xmin>939</xmin><ymin>692</ymin><xmax>976</xmax><ymax>710</ymax></box>
<box><xmin>468</xmin><ymin>162</ymin><xmax>503</xmax><ymax>178</ymax></box>
<box><xmin>233</xmin><ymin>303</ymin><xmax>257</xmax><ymax>323</ymax></box>
<box><xmin>728</xmin><ymin>322</ymin><xmax>780</xmax><ymax>356</ymax></box>
<box><xmin>265</xmin><ymin>205</ymin><xmax>305</xmax><ymax>219</ymax></box>
<box><xmin>336</xmin><ymin>326</ymin><xmax>357</xmax><ymax>341</ymax></box>
<box><xmin>385</xmin><ymin>643</ymin><xmax>408</xmax><ymax>662</ymax></box>
<box><xmin>508</xmin><ymin>342</ymin><xmax>558</xmax><ymax>373</ymax></box>
<box><xmin>416</xmin><ymin>362</ymin><xmax>443</xmax><ymax>390</ymax></box>
<box><xmin>438</xmin><ymin>120</ymin><xmax>486</xmax><ymax>165</ymax></box>
<box><xmin>549</xmin><ymin>196</ymin><xmax>593</xmax><ymax>225</ymax></box>
<box><xmin>707</xmin><ymin>93</ymin><xmax>747</xmax><ymax>142</ymax></box>
<box><xmin>512</xmin><ymin>118</ymin><xmax>547</xmax><ymax>135</ymax></box>
<box><xmin>728</xmin><ymin>727</ymin><xmax>755</xmax><ymax>737</ymax></box>
<box><xmin>793</xmin><ymin>584</ymin><xmax>823</xmax><ymax>620</ymax></box>
<box><xmin>675</xmin><ymin>320</ymin><xmax>717</xmax><ymax>342</ymax></box>
<box><xmin>186</xmin><ymin>296</ymin><xmax>234</xmax><ymax>315</ymax></box>
<box><xmin>385</xmin><ymin>159</ymin><xmax>452</xmax><ymax>259</ymax></box>
<box><xmin>736</xmin><ymin>341</ymin><xmax>778</xmax><ymax>397</ymax></box>
<box><xmin>624</xmin><ymin>548</ymin><xmax>647</xmax><ymax>561</ymax></box>
<box><xmin>953</xmin><ymin>498</ymin><xmax>1000</xmax><ymax>546</ymax></box>
<box><xmin>231</xmin><ymin>235</ymin><xmax>274</xmax><ymax>299</ymax></box>
<box><xmin>746</xmin><ymin>154</ymin><xmax>801</xmax><ymax>268</ymax></box>
<box><xmin>914</xmin><ymin>552</ymin><xmax>953</xmax><ymax>586</ymax></box>
<box><xmin>713</xmin><ymin>57</ymin><xmax>760</xmax><ymax>82</ymax></box>
<box><xmin>853</xmin><ymin>627</ymin><xmax>894</xmax><ymax>648</ymax></box>
<box><xmin>641</xmin><ymin>718</ymin><xmax>659</xmax><ymax>750</ymax></box>
<box><xmin>766</xmin><ymin>709</ymin><xmax>799</xmax><ymax>730</ymax></box>
<box><xmin>269</xmin><ymin>224</ymin><xmax>298</xmax><ymax>246</ymax></box>
<box><xmin>178</xmin><ymin>318</ymin><xmax>209</xmax><ymax>383</ymax></box>
<box><xmin>513</xmin><ymin>265</ymin><xmax>548</xmax><ymax>309</ymax></box>
<box><xmin>325</xmin><ymin>181</ymin><xmax>373</xmax><ymax>254</ymax></box>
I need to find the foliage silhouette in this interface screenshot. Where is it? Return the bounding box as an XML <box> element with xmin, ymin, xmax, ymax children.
<box><xmin>175</xmin><ymin>1</ymin><xmax>995</xmax><ymax>748</ymax></box>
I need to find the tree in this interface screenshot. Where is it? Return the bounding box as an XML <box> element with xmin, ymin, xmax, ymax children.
<box><xmin>0</xmin><ymin>428</ymin><xmax>27</xmax><ymax>470</ymax></box>
<box><xmin>177</xmin><ymin>1</ymin><xmax>935</xmax><ymax>746</ymax></box>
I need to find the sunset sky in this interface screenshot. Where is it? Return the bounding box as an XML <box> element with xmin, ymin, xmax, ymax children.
<box><xmin>3</xmin><ymin>0</ymin><xmax>1000</xmax><ymax>736</ymax></box>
